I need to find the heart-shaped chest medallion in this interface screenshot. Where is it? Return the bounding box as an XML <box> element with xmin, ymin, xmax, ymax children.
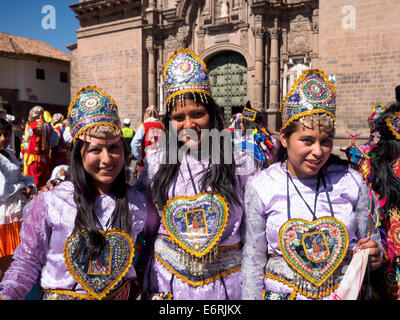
<box><xmin>279</xmin><ymin>217</ymin><xmax>348</xmax><ymax>287</ymax></box>
<box><xmin>64</xmin><ymin>229</ymin><xmax>135</xmax><ymax>300</ymax></box>
<box><xmin>162</xmin><ymin>192</ymin><xmax>229</xmax><ymax>258</ymax></box>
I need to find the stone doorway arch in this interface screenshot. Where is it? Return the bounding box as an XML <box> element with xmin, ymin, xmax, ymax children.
<box><xmin>205</xmin><ymin>51</ymin><xmax>247</xmax><ymax>125</ymax></box>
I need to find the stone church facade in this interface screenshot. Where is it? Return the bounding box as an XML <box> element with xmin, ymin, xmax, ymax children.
<box><xmin>69</xmin><ymin>0</ymin><xmax>400</xmax><ymax>148</ymax></box>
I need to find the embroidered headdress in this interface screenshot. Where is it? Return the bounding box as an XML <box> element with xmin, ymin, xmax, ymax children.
<box><xmin>51</xmin><ymin>113</ymin><xmax>64</xmax><ymax>126</ymax></box>
<box><xmin>374</xmin><ymin>102</ymin><xmax>400</xmax><ymax>141</ymax></box>
<box><xmin>280</xmin><ymin>69</ymin><xmax>336</xmax><ymax>130</ymax></box>
<box><xmin>67</xmin><ymin>86</ymin><xmax>121</xmax><ymax>142</ymax></box>
<box><xmin>163</xmin><ymin>48</ymin><xmax>212</xmax><ymax>111</ymax></box>
<box><xmin>368</xmin><ymin>103</ymin><xmax>386</xmax><ymax>132</ymax></box>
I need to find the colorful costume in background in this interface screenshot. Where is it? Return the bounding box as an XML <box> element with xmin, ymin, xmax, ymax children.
<box><xmin>0</xmin><ymin>149</ymin><xmax>35</xmax><ymax>258</ymax></box>
<box><xmin>367</xmin><ymin>104</ymin><xmax>400</xmax><ymax>299</ymax></box>
<box><xmin>50</xmin><ymin>113</ymin><xmax>69</xmax><ymax>170</ymax></box>
<box><xmin>140</xmin><ymin>49</ymin><xmax>257</xmax><ymax>300</ymax></box>
<box><xmin>0</xmin><ymin>87</ymin><xmax>148</xmax><ymax>300</ymax></box>
<box><xmin>23</xmin><ymin>107</ymin><xmax>58</xmax><ymax>189</ymax></box>
<box><xmin>241</xmin><ymin>69</ymin><xmax>382</xmax><ymax>300</ymax></box>
<box><xmin>233</xmin><ymin>103</ymin><xmax>279</xmax><ymax>169</ymax></box>
<box><xmin>343</xmin><ymin>103</ymin><xmax>386</xmax><ymax>186</ymax></box>
<box><xmin>130</xmin><ymin>106</ymin><xmax>164</xmax><ymax>174</ymax></box>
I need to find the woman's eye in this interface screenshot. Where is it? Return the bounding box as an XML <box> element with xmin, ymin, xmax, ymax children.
<box><xmin>172</xmin><ymin>115</ymin><xmax>185</xmax><ymax>122</ymax></box>
<box><xmin>192</xmin><ymin>112</ymin><xmax>205</xmax><ymax>118</ymax></box>
<box><xmin>88</xmin><ymin>148</ymin><xmax>101</xmax><ymax>154</ymax></box>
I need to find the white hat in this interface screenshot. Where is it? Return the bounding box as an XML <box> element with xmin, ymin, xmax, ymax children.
<box><xmin>123</xmin><ymin>118</ymin><xmax>130</xmax><ymax>125</ymax></box>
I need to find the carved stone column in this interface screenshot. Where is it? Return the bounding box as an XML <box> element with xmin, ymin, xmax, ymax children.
<box><xmin>254</xmin><ymin>27</ymin><xmax>265</xmax><ymax>111</ymax></box>
<box><xmin>269</xmin><ymin>20</ymin><xmax>280</xmax><ymax>112</ymax></box>
<box><xmin>266</xmin><ymin>18</ymin><xmax>281</xmax><ymax>131</ymax></box>
<box><xmin>311</xmin><ymin>9</ymin><xmax>319</xmax><ymax>67</ymax></box>
<box><xmin>147</xmin><ymin>43</ymin><xmax>157</xmax><ymax>107</ymax></box>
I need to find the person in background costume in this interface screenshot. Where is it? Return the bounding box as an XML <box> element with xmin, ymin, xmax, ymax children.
<box><xmin>368</xmin><ymin>102</ymin><xmax>400</xmax><ymax>300</ymax></box>
<box><xmin>342</xmin><ymin>103</ymin><xmax>387</xmax><ymax>187</ymax></box>
<box><xmin>130</xmin><ymin>105</ymin><xmax>164</xmax><ymax>175</ymax></box>
<box><xmin>241</xmin><ymin>69</ymin><xmax>382</xmax><ymax>300</ymax></box>
<box><xmin>121</xmin><ymin>118</ymin><xmax>135</xmax><ymax>156</ymax></box>
<box><xmin>233</xmin><ymin>102</ymin><xmax>279</xmax><ymax>169</ymax></box>
<box><xmin>0</xmin><ymin>86</ymin><xmax>149</xmax><ymax>300</ymax></box>
<box><xmin>22</xmin><ymin>106</ymin><xmax>59</xmax><ymax>189</ymax></box>
<box><xmin>50</xmin><ymin>113</ymin><xmax>69</xmax><ymax>171</ymax></box>
<box><xmin>139</xmin><ymin>48</ymin><xmax>257</xmax><ymax>300</ymax></box>
<box><xmin>0</xmin><ymin>118</ymin><xmax>36</xmax><ymax>280</ymax></box>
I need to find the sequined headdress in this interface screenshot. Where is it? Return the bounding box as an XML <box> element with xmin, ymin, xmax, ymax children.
<box><xmin>163</xmin><ymin>48</ymin><xmax>212</xmax><ymax>111</ymax></box>
<box><xmin>51</xmin><ymin>113</ymin><xmax>64</xmax><ymax>126</ymax></box>
<box><xmin>280</xmin><ymin>69</ymin><xmax>336</xmax><ymax>130</ymax></box>
<box><xmin>368</xmin><ymin>103</ymin><xmax>386</xmax><ymax>132</ymax></box>
<box><xmin>374</xmin><ymin>103</ymin><xmax>400</xmax><ymax>141</ymax></box>
<box><xmin>67</xmin><ymin>86</ymin><xmax>121</xmax><ymax>142</ymax></box>
<box><xmin>28</xmin><ymin>106</ymin><xmax>44</xmax><ymax>122</ymax></box>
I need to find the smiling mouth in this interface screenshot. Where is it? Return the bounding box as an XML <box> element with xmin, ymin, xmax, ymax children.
<box><xmin>306</xmin><ymin>159</ymin><xmax>321</xmax><ymax>166</ymax></box>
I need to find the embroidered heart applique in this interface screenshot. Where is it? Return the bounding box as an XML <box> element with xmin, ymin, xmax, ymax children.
<box><xmin>64</xmin><ymin>229</ymin><xmax>135</xmax><ymax>300</ymax></box>
<box><xmin>162</xmin><ymin>192</ymin><xmax>229</xmax><ymax>258</ymax></box>
<box><xmin>279</xmin><ymin>217</ymin><xmax>348</xmax><ymax>287</ymax></box>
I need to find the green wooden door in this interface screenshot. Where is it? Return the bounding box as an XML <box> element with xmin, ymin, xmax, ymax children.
<box><xmin>206</xmin><ymin>51</ymin><xmax>247</xmax><ymax>124</ymax></box>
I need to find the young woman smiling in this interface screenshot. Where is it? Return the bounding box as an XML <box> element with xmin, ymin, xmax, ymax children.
<box><xmin>241</xmin><ymin>69</ymin><xmax>382</xmax><ymax>300</ymax></box>
<box><xmin>139</xmin><ymin>49</ymin><xmax>257</xmax><ymax>300</ymax></box>
<box><xmin>0</xmin><ymin>87</ymin><xmax>148</xmax><ymax>300</ymax></box>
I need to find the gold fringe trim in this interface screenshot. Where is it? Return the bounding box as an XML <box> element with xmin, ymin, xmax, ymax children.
<box><xmin>41</xmin><ymin>280</ymin><xmax>129</xmax><ymax>300</ymax></box>
<box><xmin>162</xmin><ymin>192</ymin><xmax>230</xmax><ymax>259</ymax></box>
<box><xmin>265</xmin><ymin>272</ymin><xmax>340</xmax><ymax>300</ymax></box>
<box><xmin>278</xmin><ymin>217</ymin><xmax>349</xmax><ymax>287</ymax></box>
<box><xmin>282</xmin><ymin>110</ymin><xmax>336</xmax><ymax>130</ymax></box>
<box><xmin>63</xmin><ymin>228</ymin><xmax>135</xmax><ymax>300</ymax></box>
<box><xmin>154</xmin><ymin>253</ymin><xmax>241</xmax><ymax>288</ymax></box>
<box><xmin>72</xmin><ymin>121</ymin><xmax>121</xmax><ymax>143</ymax></box>
<box><xmin>165</xmin><ymin>89</ymin><xmax>212</xmax><ymax>110</ymax></box>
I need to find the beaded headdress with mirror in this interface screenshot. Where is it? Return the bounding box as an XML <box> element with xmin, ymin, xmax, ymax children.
<box><xmin>280</xmin><ymin>69</ymin><xmax>336</xmax><ymax>130</ymax></box>
<box><xmin>163</xmin><ymin>48</ymin><xmax>212</xmax><ymax>111</ymax></box>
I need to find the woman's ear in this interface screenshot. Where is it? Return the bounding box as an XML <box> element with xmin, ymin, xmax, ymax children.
<box><xmin>280</xmin><ymin>130</ymin><xmax>288</xmax><ymax>148</ymax></box>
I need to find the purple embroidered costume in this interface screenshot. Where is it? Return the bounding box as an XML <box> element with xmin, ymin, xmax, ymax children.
<box><xmin>140</xmin><ymin>149</ymin><xmax>256</xmax><ymax>300</ymax></box>
<box><xmin>241</xmin><ymin>162</ymin><xmax>382</xmax><ymax>300</ymax></box>
<box><xmin>0</xmin><ymin>181</ymin><xmax>147</xmax><ymax>299</ymax></box>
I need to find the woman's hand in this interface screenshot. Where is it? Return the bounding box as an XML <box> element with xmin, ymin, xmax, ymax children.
<box><xmin>31</xmin><ymin>180</ymin><xmax>59</xmax><ymax>198</ymax></box>
<box><xmin>355</xmin><ymin>238</ymin><xmax>382</xmax><ymax>270</ymax></box>
<box><xmin>23</xmin><ymin>186</ymin><xmax>36</xmax><ymax>199</ymax></box>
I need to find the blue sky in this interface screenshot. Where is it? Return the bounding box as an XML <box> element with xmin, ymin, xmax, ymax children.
<box><xmin>1</xmin><ymin>0</ymin><xmax>79</xmax><ymax>53</ymax></box>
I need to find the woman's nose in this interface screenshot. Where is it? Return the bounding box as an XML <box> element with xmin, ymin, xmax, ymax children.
<box><xmin>183</xmin><ymin>116</ymin><xmax>194</xmax><ymax>129</ymax></box>
<box><xmin>312</xmin><ymin>143</ymin><xmax>323</xmax><ymax>157</ymax></box>
<box><xmin>100</xmin><ymin>149</ymin><xmax>112</xmax><ymax>163</ymax></box>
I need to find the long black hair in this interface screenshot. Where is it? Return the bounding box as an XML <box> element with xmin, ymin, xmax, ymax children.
<box><xmin>151</xmin><ymin>92</ymin><xmax>239</xmax><ymax>210</ymax></box>
<box><xmin>68</xmin><ymin>137</ymin><xmax>131</xmax><ymax>260</ymax></box>
<box><xmin>370</xmin><ymin>102</ymin><xmax>400</xmax><ymax>210</ymax></box>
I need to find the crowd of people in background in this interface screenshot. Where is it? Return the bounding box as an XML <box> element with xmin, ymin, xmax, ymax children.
<box><xmin>0</xmin><ymin>48</ymin><xmax>399</xmax><ymax>301</ymax></box>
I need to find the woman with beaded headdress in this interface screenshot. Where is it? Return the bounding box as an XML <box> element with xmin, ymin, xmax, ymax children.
<box><xmin>241</xmin><ymin>69</ymin><xmax>382</xmax><ymax>300</ymax></box>
<box><xmin>138</xmin><ymin>48</ymin><xmax>257</xmax><ymax>300</ymax></box>
<box><xmin>0</xmin><ymin>86</ymin><xmax>149</xmax><ymax>300</ymax></box>
<box><xmin>367</xmin><ymin>101</ymin><xmax>400</xmax><ymax>299</ymax></box>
